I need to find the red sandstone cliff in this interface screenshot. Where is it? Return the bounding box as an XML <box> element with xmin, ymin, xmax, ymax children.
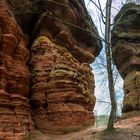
<box><xmin>0</xmin><ymin>0</ymin><xmax>140</xmax><ymax>139</ymax></box>
<box><xmin>0</xmin><ymin>0</ymin><xmax>33</xmax><ymax>139</ymax></box>
<box><xmin>0</xmin><ymin>0</ymin><xmax>101</xmax><ymax>139</ymax></box>
<box><xmin>29</xmin><ymin>0</ymin><xmax>101</xmax><ymax>134</ymax></box>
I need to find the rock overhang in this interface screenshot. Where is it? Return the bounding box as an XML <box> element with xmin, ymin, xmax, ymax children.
<box><xmin>112</xmin><ymin>3</ymin><xmax>140</xmax><ymax>78</ymax></box>
<box><xmin>6</xmin><ymin>0</ymin><xmax>102</xmax><ymax>63</ymax></box>
<box><xmin>112</xmin><ymin>3</ymin><xmax>140</xmax><ymax>117</ymax></box>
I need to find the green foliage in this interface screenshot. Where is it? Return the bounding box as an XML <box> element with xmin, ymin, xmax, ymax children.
<box><xmin>95</xmin><ymin>115</ymin><xmax>109</xmax><ymax>128</ymax></box>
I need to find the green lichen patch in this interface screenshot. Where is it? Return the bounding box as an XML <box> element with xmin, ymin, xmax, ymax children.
<box><xmin>32</xmin><ymin>36</ymin><xmax>53</xmax><ymax>47</ymax></box>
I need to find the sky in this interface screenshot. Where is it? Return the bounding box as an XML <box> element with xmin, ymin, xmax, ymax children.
<box><xmin>84</xmin><ymin>0</ymin><xmax>124</xmax><ymax>116</ymax></box>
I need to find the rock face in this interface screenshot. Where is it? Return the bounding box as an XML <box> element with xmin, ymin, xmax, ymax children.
<box><xmin>30</xmin><ymin>36</ymin><xmax>95</xmax><ymax>134</ymax></box>
<box><xmin>29</xmin><ymin>0</ymin><xmax>101</xmax><ymax>134</ymax></box>
<box><xmin>112</xmin><ymin>3</ymin><xmax>140</xmax><ymax>117</ymax></box>
<box><xmin>0</xmin><ymin>0</ymin><xmax>101</xmax><ymax>138</ymax></box>
<box><xmin>0</xmin><ymin>0</ymin><xmax>33</xmax><ymax>139</ymax></box>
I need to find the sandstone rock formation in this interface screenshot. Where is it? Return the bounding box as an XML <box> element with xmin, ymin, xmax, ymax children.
<box><xmin>30</xmin><ymin>36</ymin><xmax>96</xmax><ymax>134</ymax></box>
<box><xmin>0</xmin><ymin>0</ymin><xmax>101</xmax><ymax>138</ymax></box>
<box><xmin>29</xmin><ymin>0</ymin><xmax>101</xmax><ymax>134</ymax></box>
<box><xmin>0</xmin><ymin>0</ymin><xmax>33</xmax><ymax>139</ymax></box>
<box><xmin>112</xmin><ymin>3</ymin><xmax>140</xmax><ymax>118</ymax></box>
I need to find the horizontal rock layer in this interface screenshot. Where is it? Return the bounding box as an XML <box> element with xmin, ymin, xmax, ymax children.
<box><xmin>112</xmin><ymin>3</ymin><xmax>140</xmax><ymax>117</ymax></box>
<box><xmin>31</xmin><ymin>0</ymin><xmax>101</xmax><ymax>63</ymax></box>
<box><xmin>28</xmin><ymin>0</ymin><xmax>100</xmax><ymax>135</ymax></box>
<box><xmin>0</xmin><ymin>0</ymin><xmax>33</xmax><ymax>139</ymax></box>
<box><xmin>0</xmin><ymin>0</ymin><xmax>101</xmax><ymax>137</ymax></box>
<box><xmin>6</xmin><ymin>0</ymin><xmax>102</xmax><ymax>61</ymax></box>
<box><xmin>30</xmin><ymin>36</ymin><xmax>95</xmax><ymax>134</ymax></box>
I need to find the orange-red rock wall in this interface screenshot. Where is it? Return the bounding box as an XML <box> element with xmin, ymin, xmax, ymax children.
<box><xmin>30</xmin><ymin>36</ymin><xmax>95</xmax><ymax>134</ymax></box>
<box><xmin>28</xmin><ymin>0</ymin><xmax>101</xmax><ymax>134</ymax></box>
<box><xmin>0</xmin><ymin>0</ymin><xmax>33</xmax><ymax>139</ymax></box>
<box><xmin>0</xmin><ymin>0</ymin><xmax>101</xmax><ymax>138</ymax></box>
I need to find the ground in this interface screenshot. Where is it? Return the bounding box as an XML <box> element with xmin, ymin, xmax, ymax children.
<box><xmin>29</xmin><ymin>116</ymin><xmax>140</xmax><ymax>140</ymax></box>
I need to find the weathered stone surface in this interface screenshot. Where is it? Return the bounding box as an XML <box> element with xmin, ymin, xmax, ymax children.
<box><xmin>112</xmin><ymin>3</ymin><xmax>140</xmax><ymax>78</ymax></box>
<box><xmin>6</xmin><ymin>0</ymin><xmax>34</xmax><ymax>34</ymax></box>
<box><xmin>112</xmin><ymin>3</ymin><xmax>140</xmax><ymax>117</ymax></box>
<box><xmin>0</xmin><ymin>0</ymin><xmax>33</xmax><ymax>139</ymax></box>
<box><xmin>0</xmin><ymin>0</ymin><xmax>101</xmax><ymax>137</ymax></box>
<box><xmin>28</xmin><ymin>0</ymin><xmax>101</xmax><ymax>135</ymax></box>
<box><xmin>32</xmin><ymin>0</ymin><xmax>101</xmax><ymax>63</ymax></box>
<box><xmin>123</xmin><ymin>71</ymin><xmax>140</xmax><ymax>117</ymax></box>
<box><xmin>30</xmin><ymin>36</ymin><xmax>96</xmax><ymax>134</ymax></box>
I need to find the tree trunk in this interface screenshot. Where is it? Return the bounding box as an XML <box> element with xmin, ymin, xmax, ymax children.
<box><xmin>105</xmin><ymin>0</ymin><xmax>117</xmax><ymax>131</ymax></box>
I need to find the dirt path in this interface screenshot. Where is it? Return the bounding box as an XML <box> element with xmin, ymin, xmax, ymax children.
<box><xmin>30</xmin><ymin>116</ymin><xmax>140</xmax><ymax>140</ymax></box>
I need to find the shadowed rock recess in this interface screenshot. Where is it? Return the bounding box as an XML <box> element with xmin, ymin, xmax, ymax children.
<box><xmin>0</xmin><ymin>0</ymin><xmax>101</xmax><ymax>138</ymax></box>
<box><xmin>112</xmin><ymin>3</ymin><xmax>140</xmax><ymax>118</ymax></box>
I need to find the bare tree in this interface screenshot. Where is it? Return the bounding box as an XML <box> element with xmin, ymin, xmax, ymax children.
<box><xmin>87</xmin><ymin>0</ymin><xmax>124</xmax><ymax>131</ymax></box>
<box><xmin>105</xmin><ymin>0</ymin><xmax>117</xmax><ymax>131</ymax></box>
